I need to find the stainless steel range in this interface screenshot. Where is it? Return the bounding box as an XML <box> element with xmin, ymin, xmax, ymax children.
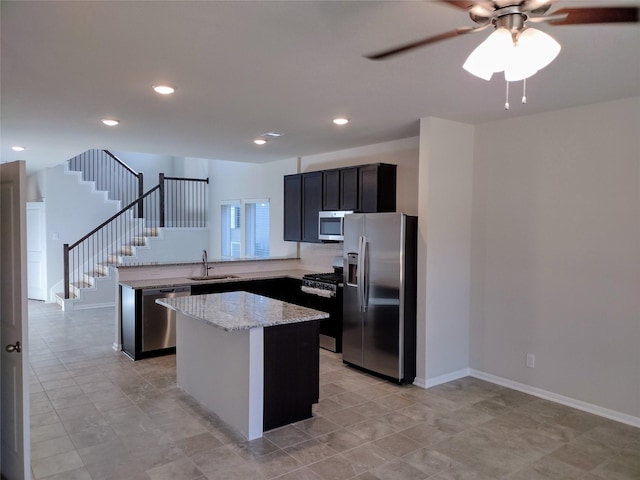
<box><xmin>301</xmin><ymin>272</ymin><xmax>343</xmax><ymax>296</ymax></box>
<box><xmin>300</xmin><ymin>264</ymin><xmax>344</xmax><ymax>353</ymax></box>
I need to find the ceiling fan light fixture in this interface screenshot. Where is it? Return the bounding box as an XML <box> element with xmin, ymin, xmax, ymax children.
<box><xmin>516</xmin><ymin>27</ymin><xmax>561</xmax><ymax>72</ymax></box>
<box><xmin>463</xmin><ymin>25</ymin><xmax>561</xmax><ymax>82</ymax></box>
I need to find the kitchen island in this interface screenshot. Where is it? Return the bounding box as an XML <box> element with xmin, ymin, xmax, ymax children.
<box><xmin>157</xmin><ymin>291</ymin><xmax>329</xmax><ymax>440</ymax></box>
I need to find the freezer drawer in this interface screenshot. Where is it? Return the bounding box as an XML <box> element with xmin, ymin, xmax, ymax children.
<box><xmin>141</xmin><ymin>287</ymin><xmax>190</xmax><ymax>352</ymax></box>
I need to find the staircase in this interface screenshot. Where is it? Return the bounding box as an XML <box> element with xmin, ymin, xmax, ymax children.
<box><xmin>57</xmin><ymin>150</ymin><xmax>209</xmax><ymax>310</ymax></box>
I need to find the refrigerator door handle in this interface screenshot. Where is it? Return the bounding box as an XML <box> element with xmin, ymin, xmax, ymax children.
<box><xmin>360</xmin><ymin>235</ymin><xmax>369</xmax><ymax>312</ymax></box>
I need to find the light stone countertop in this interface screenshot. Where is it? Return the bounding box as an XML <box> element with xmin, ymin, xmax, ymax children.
<box><xmin>119</xmin><ymin>269</ymin><xmax>318</xmax><ymax>290</ymax></box>
<box><xmin>157</xmin><ymin>291</ymin><xmax>329</xmax><ymax>331</ymax></box>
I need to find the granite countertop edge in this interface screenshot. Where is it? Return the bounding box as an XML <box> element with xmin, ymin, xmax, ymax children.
<box><xmin>156</xmin><ymin>292</ymin><xmax>329</xmax><ymax>331</ymax></box>
<box><xmin>120</xmin><ymin>269</ymin><xmax>319</xmax><ymax>290</ymax></box>
<box><xmin>116</xmin><ymin>256</ymin><xmax>300</xmax><ymax>269</ymax></box>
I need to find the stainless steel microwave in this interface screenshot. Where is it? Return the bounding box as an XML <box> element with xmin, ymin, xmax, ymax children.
<box><xmin>318</xmin><ymin>210</ymin><xmax>353</xmax><ymax>241</ymax></box>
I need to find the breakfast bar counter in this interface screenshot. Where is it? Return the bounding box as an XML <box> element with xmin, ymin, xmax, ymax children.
<box><xmin>157</xmin><ymin>291</ymin><xmax>329</xmax><ymax>440</ymax></box>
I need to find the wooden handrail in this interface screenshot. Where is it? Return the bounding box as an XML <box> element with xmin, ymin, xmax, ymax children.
<box><xmin>163</xmin><ymin>176</ymin><xmax>209</xmax><ymax>183</ymax></box>
<box><xmin>103</xmin><ymin>149</ymin><xmax>140</xmax><ymax>178</ymax></box>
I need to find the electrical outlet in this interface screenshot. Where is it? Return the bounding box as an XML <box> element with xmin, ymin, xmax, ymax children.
<box><xmin>526</xmin><ymin>354</ymin><xmax>535</xmax><ymax>368</ymax></box>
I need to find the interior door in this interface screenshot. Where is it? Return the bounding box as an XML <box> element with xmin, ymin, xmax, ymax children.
<box><xmin>1</xmin><ymin>160</ymin><xmax>30</xmax><ymax>480</ymax></box>
<box><xmin>27</xmin><ymin>202</ymin><xmax>47</xmax><ymax>301</ymax></box>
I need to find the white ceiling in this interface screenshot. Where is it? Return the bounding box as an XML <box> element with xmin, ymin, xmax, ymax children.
<box><xmin>2</xmin><ymin>0</ymin><xmax>639</xmax><ymax>173</ymax></box>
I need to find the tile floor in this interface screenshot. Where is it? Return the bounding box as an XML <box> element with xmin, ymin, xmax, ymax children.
<box><xmin>27</xmin><ymin>300</ymin><xmax>639</xmax><ymax>480</ymax></box>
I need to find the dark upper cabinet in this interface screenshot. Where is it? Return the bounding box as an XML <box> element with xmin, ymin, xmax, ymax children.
<box><xmin>283</xmin><ymin>174</ymin><xmax>302</xmax><ymax>241</ymax></box>
<box><xmin>302</xmin><ymin>171</ymin><xmax>323</xmax><ymax>243</ymax></box>
<box><xmin>322</xmin><ymin>166</ymin><xmax>359</xmax><ymax>212</ymax></box>
<box><xmin>284</xmin><ymin>163</ymin><xmax>396</xmax><ymax>242</ymax></box>
<box><xmin>359</xmin><ymin>163</ymin><xmax>396</xmax><ymax>213</ymax></box>
<box><xmin>322</xmin><ymin>170</ymin><xmax>340</xmax><ymax>211</ymax></box>
<box><xmin>340</xmin><ymin>167</ymin><xmax>359</xmax><ymax>211</ymax></box>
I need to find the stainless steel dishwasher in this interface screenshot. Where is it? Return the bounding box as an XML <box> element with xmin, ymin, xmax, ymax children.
<box><xmin>142</xmin><ymin>286</ymin><xmax>190</xmax><ymax>353</ymax></box>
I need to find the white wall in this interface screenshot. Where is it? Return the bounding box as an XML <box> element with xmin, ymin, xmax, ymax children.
<box><xmin>207</xmin><ymin>157</ymin><xmax>299</xmax><ymax>259</ymax></box>
<box><xmin>470</xmin><ymin>97</ymin><xmax>640</xmax><ymax>420</ymax></box>
<box><xmin>299</xmin><ymin>137</ymin><xmax>420</xmax><ymax>270</ymax></box>
<box><xmin>417</xmin><ymin>118</ymin><xmax>474</xmax><ymax>387</ymax></box>
<box><xmin>38</xmin><ymin>165</ymin><xmax>121</xmax><ymax>301</ymax></box>
<box><xmin>111</xmin><ymin>151</ymin><xmax>176</xmax><ymax>191</ymax></box>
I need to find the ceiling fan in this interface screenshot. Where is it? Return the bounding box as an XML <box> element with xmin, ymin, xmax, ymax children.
<box><xmin>366</xmin><ymin>0</ymin><xmax>639</xmax><ymax>83</ymax></box>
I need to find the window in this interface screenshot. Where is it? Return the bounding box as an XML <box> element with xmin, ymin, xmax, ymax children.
<box><xmin>245</xmin><ymin>201</ymin><xmax>270</xmax><ymax>258</ymax></box>
<box><xmin>221</xmin><ymin>202</ymin><xmax>241</xmax><ymax>258</ymax></box>
<box><xmin>220</xmin><ymin>199</ymin><xmax>270</xmax><ymax>259</ymax></box>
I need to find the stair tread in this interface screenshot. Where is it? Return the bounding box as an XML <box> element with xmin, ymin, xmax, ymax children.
<box><xmin>56</xmin><ymin>291</ymin><xmax>78</xmax><ymax>299</ymax></box>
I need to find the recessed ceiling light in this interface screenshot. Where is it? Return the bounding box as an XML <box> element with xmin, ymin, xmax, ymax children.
<box><xmin>262</xmin><ymin>132</ymin><xmax>283</xmax><ymax>137</ymax></box>
<box><xmin>333</xmin><ymin>117</ymin><xmax>349</xmax><ymax>125</ymax></box>
<box><xmin>101</xmin><ymin>119</ymin><xmax>120</xmax><ymax>126</ymax></box>
<box><xmin>12</xmin><ymin>145</ymin><xmax>25</xmax><ymax>152</ymax></box>
<box><xmin>153</xmin><ymin>85</ymin><xmax>176</xmax><ymax>95</ymax></box>
<box><xmin>254</xmin><ymin>138</ymin><xmax>267</xmax><ymax>145</ymax></box>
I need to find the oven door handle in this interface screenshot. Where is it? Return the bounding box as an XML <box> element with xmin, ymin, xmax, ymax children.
<box><xmin>300</xmin><ymin>285</ymin><xmax>336</xmax><ymax>298</ymax></box>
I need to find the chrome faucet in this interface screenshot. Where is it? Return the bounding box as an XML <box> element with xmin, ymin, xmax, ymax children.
<box><xmin>202</xmin><ymin>249</ymin><xmax>210</xmax><ymax>277</ymax></box>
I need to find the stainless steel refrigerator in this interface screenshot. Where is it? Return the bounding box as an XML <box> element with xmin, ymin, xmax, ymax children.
<box><xmin>342</xmin><ymin>212</ymin><xmax>417</xmax><ymax>384</ymax></box>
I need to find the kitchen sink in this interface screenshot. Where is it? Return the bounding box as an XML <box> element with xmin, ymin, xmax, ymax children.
<box><xmin>188</xmin><ymin>275</ymin><xmax>239</xmax><ymax>281</ymax></box>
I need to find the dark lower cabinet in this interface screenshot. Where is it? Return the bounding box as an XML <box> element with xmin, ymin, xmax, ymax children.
<box><xmin>190</xmin><ymin>277</ymin><xmax>296</xmax><ymax>300</ymax></box>
<box><xmin>263</xmin><ymin>320</ymin><xmax>319</xmax><ymax>431</ymax></box>
<box><xmin>192</xmin><ymin>277</ymin><xmax>343</xmax><ymax>353</ymax></box>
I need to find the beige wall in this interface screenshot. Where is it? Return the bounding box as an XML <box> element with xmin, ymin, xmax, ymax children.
<box><xmin>417</xmin><ymin>117</ymin><xmax>474</xmax><ymax>386</ymax></box>
<box><xmin>470</xmin><ymin>97</ymin><xmax>640</xmax><ymax>420</ymax></box>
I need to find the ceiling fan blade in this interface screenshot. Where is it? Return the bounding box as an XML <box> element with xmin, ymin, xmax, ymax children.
<box><xmin>522</xmin><ymin>0</ymin><xmax>557</xmax><ymax>15</ymax></box>
<box><xmin>365</xmin><ymin>27</ymin><xmax>476</xmax><ymax>60</ymax></box>
<box><xmin>548</xmin><ymin>7</ymin><xmax>639</xmax><ymax>25</ymax></box>
<box><xmin>441</xmin><ymin>0</ymin><xmax>495</xmax><ymax>19</ymax></box>
<box><xmin>440</xmin><ymin>1</ymin><xmax>481</xmax><ymax>11</ymax></box>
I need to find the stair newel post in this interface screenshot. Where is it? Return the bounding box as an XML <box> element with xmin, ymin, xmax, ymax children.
<box><xmin>137</xmin><ymin>172</ymin><xmax>144</xmax><ymax>219</ymax></box>
<box><xmin>159</xmin><ymin>173</ymin><xmax>166</xmax><ymax>228</ymax></box>
<box><xmin>63</xmin><ymin>243</ymin><xmax>70</xmax><ymax>299</ymax></box>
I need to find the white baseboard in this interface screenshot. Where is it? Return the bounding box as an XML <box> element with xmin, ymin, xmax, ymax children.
<box><xmin>69</xmin><ymin>301</ymin><xmax>115</xmax><ymax>311</ymax></box>
<box><xmin>469</xmin><ymin>369</ymin><xmax>640</xmax><ymax>428</ymax></box>
<box><xmin>413</xmin><ymin>368</ymin><xmax>639</xmax><ymax>428</ymax></box>
<box><xmin>414</xmin><ymin>368</ymin><xmax>471</xmax><ymax>389</ymax></box>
